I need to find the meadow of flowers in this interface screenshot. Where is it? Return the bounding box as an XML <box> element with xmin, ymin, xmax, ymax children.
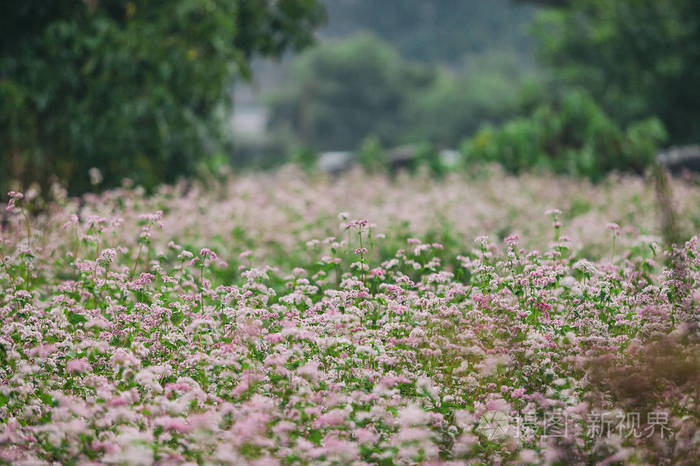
<box><xmin>0</xmin><ymin>168</ymin><xmax>698</xmax><ymax>465</ymax></box>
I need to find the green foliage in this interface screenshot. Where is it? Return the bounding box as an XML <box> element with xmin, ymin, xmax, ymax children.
<box><xmin>289</xmin><ymin>146</ymin><xmax>318</xmax><ymax>171</ymax></box>
<box><xmin>268</xmin><ymin>34</ymin><xmax>533</xmax><ymax>152</ymax></box>
<box><xmin>268</xmin><ymin>33</ymin><xmax>435</xmax><ymax>151</ymax></box>
<box><xmin>0</xmin><ymin>0</ymin><xmax>325</xmax><ymax>194</ymax></box>
<box><xmin>529</xmin><ymin>0</ymin><xmax>700</xmax><ymax>145</ymax></box>
<box><xmin>461</xmin><ymin>0</ymin><xmax>695</xmax><ymax>178</ymax></box>
<box><xmin>407</xmin><ymin>52</ymin><xmax>537</xmax><ymax>146</ymax></box>
<box><xmin>65</xmin><ymin>310</ymin><xmax>87</xmax><ymax>326</ymax></box>
<box><xmin>461</xmin><ymin>89</ymin><xmax>667</xmax><ymax>180</ymax></box>
<box><xmin>414</xmin><ymin>142</ymin><xmax>445</xmax><ymax>178</ymax></box>
<box><xmin>231</xmin><ymin>137</ymin><xmax>292</xmax><ymax>171</ymax></box>
<box><xmin>357</xmin><ymin>136</ymin><xmax>387</xmax><ymax>173</ymax></box>
<box><xmin>323</xmin><ymin>0</ymin><xmax>536</xmax><ymax>64</ymax></box>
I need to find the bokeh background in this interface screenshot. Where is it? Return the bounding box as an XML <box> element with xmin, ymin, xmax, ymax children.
<box><xmin>1</xmin><ymin>0</ymin><xmax>699</xmax><ymax>194</ymax></box>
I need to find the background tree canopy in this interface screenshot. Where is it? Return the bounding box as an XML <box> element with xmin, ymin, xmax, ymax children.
<box><xmin>528</xmin><ymin>0</ymin><xmax>700</xmax><ymax>144</ymax></box>
<box><xmin>321</xmin><ymin>0</ymin><xmax>536</xmax><ymax>65</ymax></box>
<box><xmin>267</xmin><ymin>34</ymin><xmax>437</xmax><ymax>151</ymax></box>
<box><xmin>265</xmin><ymin>0</ymin><xmax>698</xmax><ymax>180</ymax></box>
<box><xmin>0</xmin><ymin>0</ymin><xmax>325</xmax><ymax>194</ymax></box>
<box><xmin>267</xmin><ymin>34</ymin><xmax>535</xmax><ymax>151</ymax></box>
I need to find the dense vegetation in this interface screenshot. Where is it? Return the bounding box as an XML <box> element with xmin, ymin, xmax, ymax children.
<box><xmin>1</xmin><ymin>2</ymin><xmax>697</xmax><ymax>464</ymax></box>
<box><xmin>0</xmin><ymin>0</ymin><xmax>325</xmax><ymax>194</ymax></box>
<box><xmin>321</xmin><ymin>0</ymin><xmax>535</xmax><ymax>64</ymax></box>
<box><xmin>267</xmin><ymin>35</ymin><xmax>532</xmax><ymax>151</ymax></box>
<box><xmin>268</xmin><ymin>0</ymin><xmax>699</xmax><ymax>181</ymax></box>
<box><xmin>529</xmin><ymin>0</ymin><xmax>700</xmax><ymax>145</ymax></box>
<box><xmin>0</xmin><ymin>171</ymin><xmax>698</xmax><ymax>464</ymax></box>
<box><xmin>461</xmin><ymin>89</ymin><xmax>666</xmax><ymax>180</ymax></box>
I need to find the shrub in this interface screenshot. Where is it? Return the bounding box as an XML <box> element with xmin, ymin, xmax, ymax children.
<box><xmin>0</xmin><ymin>0</ymin><xmax>325</xmax><ymax>194</ymax></box>
<box><xmin>461</xmin><ymin>89</ymin><xmax>667</xmax><ymax>180</ymax></box>
<box><xmin>268</xmin><ymin>35</ymin><xmax>534</xmax><ymax>152</ymax></box>
<box><xmin>357</xmin><ymin>136</ymin><xmax>387</xmax><ymax>173</ymax></box>
<box><xmin>529</xmin><ymin>0</ymin><xmax>700</xmax><ymax>145</ymax></box>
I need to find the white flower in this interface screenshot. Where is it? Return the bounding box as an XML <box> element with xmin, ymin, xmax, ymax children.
<box><xmin>398</xmin><ymin>404</ymin><xmax>429</xmax><ymax>426</ymax></box>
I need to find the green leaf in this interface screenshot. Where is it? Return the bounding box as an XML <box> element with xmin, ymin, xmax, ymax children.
<box><xmin>37</xmin><ymin>391</ymin><xmax>56</xmax><ymax>407</ymax></box>
<box><xmin>161</xmin><ymin>340</ymin><xmax>177</xmax><ymax>351</ymax></box>
<box><xmin>308</xmin><ymin>428</ymin><xmax>323</xmax><ymax>446</ymax></box>
<box><xmin>65</xmin><ymin>310</ymin><xmax>87</xmax><ymax>325</ymax></box>
<box><xmin>171</xmin><ymin>311</ymin><xmax>184</xmax><ymax>325</ymax></box>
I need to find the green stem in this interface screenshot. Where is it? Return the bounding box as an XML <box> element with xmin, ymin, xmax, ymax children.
<box><xmin>132</xmin><ymin>243</ymin><xmax>143</xmax><ymax>276</ymax></box>
<box><xmin>0</xmin><ymin>250</ymin><xmax>16</xmax><ymax>289</ymax></box>
<box><xmin>358</xmin><ymin>228</ymin><xmax>366</xmax><ymax>284</ymax></box>
<box><xmin>200</xmin><ymin>266</ymin><xmax>205</xmax><ymax>312</ymax></box>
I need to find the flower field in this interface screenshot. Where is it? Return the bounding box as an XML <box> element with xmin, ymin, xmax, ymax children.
<box><xmin>1</xmin><ymin>169</ymin><xmax>698</xmax><ymax>465</ymax></box>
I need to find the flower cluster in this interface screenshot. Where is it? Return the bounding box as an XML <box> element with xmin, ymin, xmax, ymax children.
<box><xmin>0</xmin><ymin>171</ymin><xmax>698</xmax><ymax>465</ymax></box>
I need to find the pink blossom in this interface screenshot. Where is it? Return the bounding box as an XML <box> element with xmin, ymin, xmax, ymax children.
<box><xmin>66</xmin><ymin>358</ymin><xmax>91</xmax><ymax>374</ymax></box>
<box><xmin>156</xmin><ymin>416</ymin><xmax>191</xmax><ymax>434</ymax></box>
<box><xmin>398</xmin><ymin>404</ymin><xmax>429</xmax><ymax>426</ymax></box>
<box><xmin>5</xmin><ymin>191</ymin><xmax>23</xmax><ymax>212</ymax></box>
<box><xmin>314</xmin><ymin>409</ymin><xmax>346</xmax><ymax>428</ymax></box>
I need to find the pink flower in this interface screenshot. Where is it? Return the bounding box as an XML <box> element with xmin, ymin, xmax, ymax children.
<box><xmin>29</xmin><ymin>343</ymin><xmax>57</xmax><ymax>360</ymax></box>
<box><xmin>264</xmin><ymin>333</ymin><xmax>284</xmax><ymax>344</ymax></box>
<box><xmin>97</xmin><ymin>248</ymin><xmax>117</xmax><ymax>265</ymax></box>
<box><xmin>397</xmin><ymin>404</ymin><xmax>429</xmax><ymax>426</ymax></box>
<box><xmin>353</xmin><ymin>427</ymin><xmax>378</xmax><ymax>444</ymax></box>
<box><xmin>5</xmin><ymin>191</ymin><xmax>23</xmax><ymax>212</ymax></box>
<box><xmin>314</xmin><ymin>409</ymin><xmax>346</xmax><ymax>428</ymax></box>
<box><xmin>156</xmin><ymin>416</ymin><xmax>191</xmax><ymax>434</ymax></box>
<box><xmin>232</xmin><ymin>412</ymin><xmax>270</xmax><ymax>444</ymax></box>
<box><xmin>66</xmin><ymin>358</ymin><xmax>91</xmax><ymax>374</ymax></box>
<box><xmin>504</xmin><ymin>234</ymin><xmax>520</xmax><ymax>245</ymax></box>
<box><xmin>472</xmin><ymin>293</ymin><xmax>490</xmax><ymax>309</ymax></box>
<box><xmin>107</xmin><ymin>396</ymin><xmax>129</xmax><ymax>407</ymax></box>
<box><xmin>298</xmin><ymin>360</ymin><xmax>322</xmax><ymax>382</ymax></box>
<box><xmin>323</xmin><ymin>436</ymin><xmax>358</xmax><ymax>461</ymax></box>
<box><xmin>250</xmin><ymin>457</ymin><xmax>281</xmax><ymax>466</ymax></box>
<box><xmin>132</xmin><ymin>272</ymin><xmax>155</xmax><ymax>287</ymax></box>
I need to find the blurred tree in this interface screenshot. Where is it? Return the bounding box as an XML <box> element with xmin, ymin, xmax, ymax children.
<box><xmin>322</xmin><ymin>0</ymin><xmax>536</xmax><ymax>65</ymax></box>
<box><xmin>461</xmin><ymin>88</ymin><xmax>667</xmax><ymax>180</ymax></box>
<box><xmin>0</xmin><ymin>0</ymin><xmax>325</xmax><ymax>194</ymax></box>
<box><xmin>267</xmin><ymin>34</ymin><xmax>534</xmax><ymax>151</ymax></box>
<box><xmin>407</xmin><ymin>52</ymin><xmax>536</xmax><ymax>146</ymax></box>
<box><xmin>356</xmin><ymin>136</ymin><xmax>387</xmax><ymax>173</ymax></box>
<box><xmin>267</xmin><ymin>33</ymin><xmax>436</xmax><ymax>150</ymax></box>
<box><xmin>524</xmin><ymin>0</ymin><xmax>700</xmax><ymax>144</ymax></box>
